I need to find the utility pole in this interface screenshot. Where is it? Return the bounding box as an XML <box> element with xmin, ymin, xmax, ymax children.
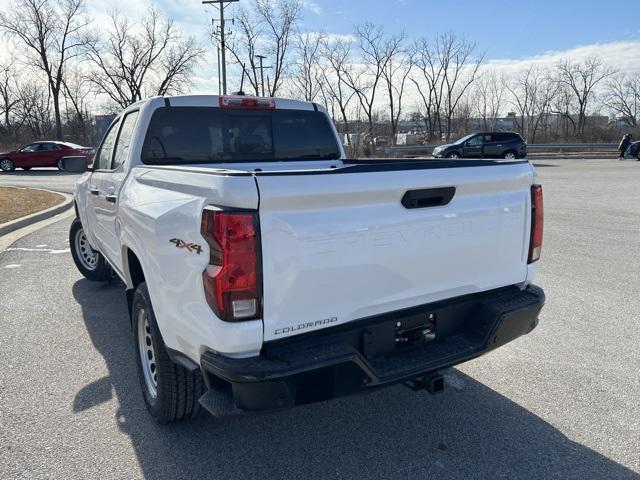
<box><xmin>255</xmin><ymin>55</ymin><xmax>271</xmax><ymax>97</ymax></box>
<box><xmin>202</xmin><ymin>0</ymin><xmax>238</xmax><ymax>95</ymax></box>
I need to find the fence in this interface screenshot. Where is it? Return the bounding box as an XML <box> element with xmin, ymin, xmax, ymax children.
<box><xmin>383</xmin><ymin>144</ymin><xmax>618</xmax><ymax>157</ymax></box>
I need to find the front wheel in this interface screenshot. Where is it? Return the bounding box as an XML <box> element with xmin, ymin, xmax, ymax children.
<box><xmin>0</xmin><ymin>158</ymin><xmax>15</xmax><ymax>172</ymax></box>
<box><xmin>446</xmin><ymin>152</ymin><xmax>460</xmax><ymax>159</ymax></box>
<box><xmin>56</xmin><ymin>158</ymin><xmax>65</xmax><ymax>171</ymax></box>
<box><xmin>132</xmin><ymin>282</ymin><xmax>204</xmax><ymax>423</ymax></box>
<box><xmin>69</xmin><ymin>218</ymin><xmax>111</xmax><ymax>281</ymax></box>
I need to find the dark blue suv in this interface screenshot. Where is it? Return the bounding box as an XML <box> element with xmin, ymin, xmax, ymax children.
<box><xmin>432</xmin><ymin>132</ymin><xmax>526</xmax><ymax>159</ymax></box>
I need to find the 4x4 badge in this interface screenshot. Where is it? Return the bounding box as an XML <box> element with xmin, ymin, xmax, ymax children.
<box><xmin>169</xmin><ymin>238</ymin><xmax>202</xmax><ymax>255</ymax></box>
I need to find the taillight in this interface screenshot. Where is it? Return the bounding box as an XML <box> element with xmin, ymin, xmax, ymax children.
<box><xmin>219</xmin><ymin>95</ymin><xmax>276</xmax><ymax>110</ymax></box>
<box><xmin>201</xmin><ymin>209</ymin><xmax>262</xmax><ymax>322</ymax></box>
<box><xmin>528</xmin><ymin>184</ymin><xmax>543</xmax><ymax>263</ymax></box>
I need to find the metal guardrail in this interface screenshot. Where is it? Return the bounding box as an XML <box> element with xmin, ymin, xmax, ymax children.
<box><xmin>383</xmin><ymin>143</ymin><xmax>617</xmax><ymax>155</ymax></box>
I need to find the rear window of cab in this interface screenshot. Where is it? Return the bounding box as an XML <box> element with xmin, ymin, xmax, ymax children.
<box><xmin>141</xmin><ymin>107</ymin><xmax>341</xmax><ymax>164</ymax></box>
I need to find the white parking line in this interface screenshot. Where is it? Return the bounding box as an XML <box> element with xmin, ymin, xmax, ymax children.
<box><xmin>6</xmin><ymin>247</ymin><xmax>70</xmax><ymax>254</ymax></box>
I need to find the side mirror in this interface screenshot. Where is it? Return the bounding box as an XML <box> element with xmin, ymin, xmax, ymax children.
<box><xmin>61</xmin><ymin>156</ymin><xmax>89</xmax><ymax>173</ymax></box>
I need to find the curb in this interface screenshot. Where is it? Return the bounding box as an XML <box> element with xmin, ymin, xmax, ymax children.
<box><xmin>0</xmin><ymin>188</ymin><xmax>73</xmax><ymax>237</ymax></box>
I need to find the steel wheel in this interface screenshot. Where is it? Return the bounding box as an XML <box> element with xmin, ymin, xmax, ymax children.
<box><xmin>74</xmin><ymin>227</ymin><xmax>98</xmax><ymax>271</ymax></box>
<box><xmin>137</xmin><ymin>307</ymin><xmax>158</xmax><ymax>399</ymax></box>
<box><xmin>0</xmin><ymin>158</ymin><xmax>14</xmax><ymax>171</ymax></box>
<box><xmin>503</xmin><ymin>151</ymin><xmax>517</xmax><ymax>160</ymax></box>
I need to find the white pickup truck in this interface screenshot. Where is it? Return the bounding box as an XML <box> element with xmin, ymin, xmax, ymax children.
<box><xmin>67</xmin><ymin>95</ymin><xmax>545</xmax><ymax>423</ymax></box>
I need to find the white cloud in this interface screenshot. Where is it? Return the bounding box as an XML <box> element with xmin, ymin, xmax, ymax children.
<box><xmin>487</xmin><ymin>41</ymin><xmax>640</xmax><ymax>76</ymax></box>
<box><xmin>302</xmin><ymin>0</ymin><xmax>324</xmax><ymax>15</ymax></box>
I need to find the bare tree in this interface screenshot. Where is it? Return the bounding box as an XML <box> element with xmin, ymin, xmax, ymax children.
<box><xmin>0</xmin><ymin>0</ymin><xmax>89</xmax><ymax>139</ymax></box>
<box><xmin>85</xmin><ymin>8</ymin><xmax>204</xmax><ymax>108</ymax></box>
<box><xmin>289</xmin><ymin>31</ymin><xmax>324</xmax><ymax>101</ymax></box>
<box><xmin>0</xmin><ymin>57</ymin><xmax>21</xmax><ymax>136</ymax></box>
<box><xmin>14</xmin><ymin>80</ymin><xmax>53</xmax><ymax>139</ymax></box>
<box><xmin>473</xmin><ymin>69</ymin><xmax>505</xmax><ymax>131</ymax></box>
<box><xmin>410</xmin><ymin>37</ymin><xmax>443</xmax><ymax>141</ymax></box>
<box><xmin>319</xmin><ymin>36</ymin><xmax>357</xmax><ymax>141</ymax></box>
<box><xmin>62</xmin><ymin>69</ymin><xmax>90</xmax><ymax>142</ymax></box>
<box><xmin>505</xmin><ymin>66</ymin><xmax>542</xmax><ymax>140</ymax></box>
<box><xmin>556</xmin><ymin>57</ymin><xmax>615</xmax><ymax>137</ymax></box>
<box><xmin>226</xmin><ymin>7</ymin><xmax>261</xmax><ymax>95</ymax></box>
<box><xmin>604</xmin><ymin>73</ymin><xmax>639</xmax><ymax>127</ymax></box>
<box><xmin>227</xmin><ymin>0</ymin><xmax>301</xmax><ymax>97</ymax></box>
<box><xmin>438</xmin><ymin>33</ymin><xmax>484</xmax><ymax>140</ymax></box>
<box><xmin>411</xmin><ymin>33</ymin><xmax>483</xmax><ymax>141</ymax></box>
<box><xmin>343</xmin><ymin>23</ymin><xmax>391</xmax><ymax>139</ymax></box>
<box><xmin>380</xmin><ymin>33</ymin><xmax>411</xmax><ymax>144</ymax></box>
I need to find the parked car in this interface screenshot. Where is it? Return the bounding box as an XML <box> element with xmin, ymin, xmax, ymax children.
<box><xmin>67</xmin><ymin>94</ymin><xmax>544</xmax><ymax>424</ymax></box>
<box><xmin>432</xmin><ymin>132</ymin><xmax>526</xmax><ymax>159</ymax></box>
<box><xmin>0</xmin><ymin>141</ymin><xmax>94</xmax><ymax>172</ymax></box>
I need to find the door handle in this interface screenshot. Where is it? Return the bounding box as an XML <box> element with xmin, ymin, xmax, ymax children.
<box><xmin>401</xmin><ymin>187</ymin><xmax>456</xmax><ymax>209</ymax></box>
<box><xmin>89</xmin><ymin>188</ymin><xmax>99</xmax><ymax>195</ymax></box>
<box><xmin>105</xmin><ymin>194</ymin><xmax>117</xmax><ymax>204</ymax></box>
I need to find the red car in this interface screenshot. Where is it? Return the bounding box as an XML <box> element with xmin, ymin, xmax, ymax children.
<box><xmin>0</xmin><ymin>141</ymin><xmax>94</xmax><ymax>172</ymax></box>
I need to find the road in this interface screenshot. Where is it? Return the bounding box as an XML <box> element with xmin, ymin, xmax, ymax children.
<box><xmin>0</xmin><ymin>168</ymin><xmax>81</xmax><ymax>194</ymax></box>
<box><xmin>0</xmin><ymin>159</ymin><xmax>639</xmax><ymax>479</ymax></box>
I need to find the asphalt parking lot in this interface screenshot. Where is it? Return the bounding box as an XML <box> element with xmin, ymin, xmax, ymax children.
<box><xmin>0</xmin><ymin>159</ymin><xmax>639</xmax><ymax>479</ymax></box>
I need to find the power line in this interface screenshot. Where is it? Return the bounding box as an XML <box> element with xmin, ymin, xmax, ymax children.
<box><xmin>202</xmin><ymin>0</ymin><xmax>239</xmax><ymax>95</ymax></box>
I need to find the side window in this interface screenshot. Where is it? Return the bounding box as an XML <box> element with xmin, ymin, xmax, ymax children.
<box><xmin>22</xmin><ymin>143</ymin><xmax>39</xmax><ymax>152</ymax></box>
<box><xmin>95</xmin><ymin>121</ymin><xmax>120</xmax><ymax>170</ymax></box>
<box><xmin>38</xmin><ymin>143</ymin><xmax>61</xmax><ymax>151</ymax></box>
<box><xmin>467</xmin><ymin>135</ymin><xmax>483</xmax><ymax>146</ymax></box>
<box><xmin>483</xmin><ymin>134</ymin><xmax>494</xmax><ymax>142</ymax></box>
<box><xmin>112</xmin><ymin>111</ymin><xmax>139</xmax><ymax>169</ymax></box>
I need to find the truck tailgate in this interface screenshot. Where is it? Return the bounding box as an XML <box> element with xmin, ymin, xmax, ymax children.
<box><xmin>256</xmin><ymin>161</ymin><xmax>535</xmax><ymax>341</ymax></box>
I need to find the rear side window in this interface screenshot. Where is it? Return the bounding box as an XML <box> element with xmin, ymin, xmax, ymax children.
<box><xmin>112</xmin><ymin>111</ymin><xmax>139</xmax><ymax>170</ymax></box>
<box><xmin>141</xmin><ymin>107</ymin><xmax>341</xmax><ymax>164</ymax></box>
<box><xmin>95</xmin><ymin>120</ymin><xmax>120</xmax><ymax>170</ymax></box>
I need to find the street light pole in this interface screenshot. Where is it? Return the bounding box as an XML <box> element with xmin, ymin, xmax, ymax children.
<box><xmin>202</xmin><ymin>0</ymin><xmax>238</xmax><ymax>95</ymax></box>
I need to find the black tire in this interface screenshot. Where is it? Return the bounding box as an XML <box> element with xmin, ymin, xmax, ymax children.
<box><xmin>132</xmin><ymin>282</ymin><xmax>204</xmax><ymax>423</ymax></box>
<box><xmin>22</xmin><ymin>167</ymin><xmax>31</xmax><ymax>171</ymax></box>
<box><xmin>69</xmin><ymin>217</ymin><xmax>111</xmax><ymax>281</ymax></box>
<box><xmin>0</xmin><ymin>158</ymin><xmax>15</xmax><ymax>172</ymax></box>
<box><xmin>56</xmin><ymin>158</ymin><xmax>64</xmax><ymax>171</ymax></box>
<box><xmin>446</xmin><ymin>152</ymin><xmax>461</xmax><ymax>159</ymax></box>
<box><xmin>503</xmin><ymin>150</ymin><xmax>518</xmax><ymax>160</ymax></box>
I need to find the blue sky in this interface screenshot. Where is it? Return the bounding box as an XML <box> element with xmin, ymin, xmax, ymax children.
<box><xmin>296</xmin><ymin>0</ymin><xmax>638</xmax><ymax>60</ymax></box>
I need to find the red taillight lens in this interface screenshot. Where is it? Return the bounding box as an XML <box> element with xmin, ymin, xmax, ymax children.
<box><xmin>219</xmin><ymin>95</ymin><xmax>276</xmax><ymax>110</ymax></box>
<box><xmin>528</xmin><ymin>184</ymin><xmax>543</xmax><ymax>263</ymax></box>
<box><xmin>201</xmin><ymin>209</ymin><xmax>261</xmax><ymax>321</ymax></box>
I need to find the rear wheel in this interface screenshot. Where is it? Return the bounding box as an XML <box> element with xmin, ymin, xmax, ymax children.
<box><xmin>0</xmin><ymin>158</ymin><xmax>15</xmax><ymax>172</ymax></box>
<box><xmin>69</xmin><ymin>217</ymin><xmax>111</xmax><ymax>281</ymax></box>
<box><xmin>132</xmin><ymin>282</ymin><xmax>204</xmax><ymax>423</ymax></box>
<box><xmin>446</xmin><ymin>152</ymin><xmax>460</xmax><ymax>159</ymax></box>
<box><xmin>503</xmin><ymin>150</ymin><xmax>517</xmax><ymax>160</ymax></box>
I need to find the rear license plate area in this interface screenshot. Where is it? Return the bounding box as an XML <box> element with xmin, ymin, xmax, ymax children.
<box><xmin>362</xmin><ymin>312</ymin><xmax>436</xmax><ymax>359</ymax></box>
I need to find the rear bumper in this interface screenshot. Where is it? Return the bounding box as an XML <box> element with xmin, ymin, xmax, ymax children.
<box><xmin>200</xmin><ymin>285</ymin><xmax>545</xmax><ymax>413</ymax></box>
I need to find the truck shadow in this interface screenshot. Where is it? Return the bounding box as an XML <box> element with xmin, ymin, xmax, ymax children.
<box><xmin>72</xmin><ymin>279</ymin><xmax>638</xmax><ymax>480</ymax></box>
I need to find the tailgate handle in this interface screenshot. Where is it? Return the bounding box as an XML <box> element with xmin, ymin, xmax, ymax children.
<box><xmin>401</xmin><ymin>187</ymin><xmax>456</xmax><ymax>209</ymax></box>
